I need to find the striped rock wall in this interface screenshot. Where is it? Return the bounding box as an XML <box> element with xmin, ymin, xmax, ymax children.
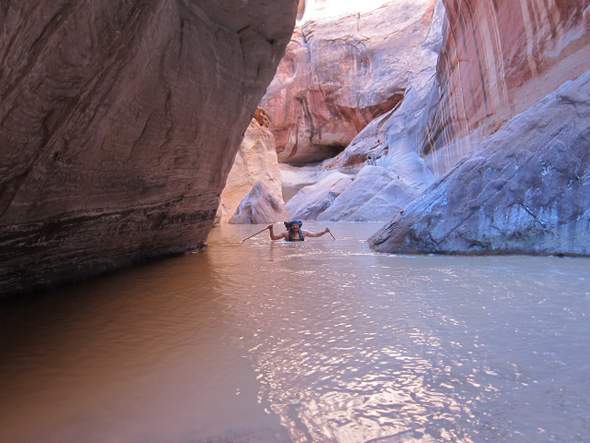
<box><xmin>425</xmin><ymin>0</ymin><xmax>590</xmax><ymax>174</ymax></box>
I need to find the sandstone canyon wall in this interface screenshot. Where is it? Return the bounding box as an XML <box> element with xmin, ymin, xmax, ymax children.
<box><xmin>261</xmin><ymin>0</ymin><xmax>440</xmax><ymax>164</ymax></box>
<box><xmin>218</xmin><ymin>108</ymin><xmax>285</xmax><ymax>223</ymax></box>
<box><xmin>270</xmin><ymin>0</ymin><xmax>445</xmax><ymax>222</ymax></box>
<box><xmin>371</xmin><ymin>0</ymin><xmax>590</xmax><ymax>255</ymax></box>
<box><xmin>424</xmin><ymin>0</ymin><xmax>590</xmax><ymax>175</ymax></box>
<box><xmin>265</xmin><ymin>0</ymin><xmax>590</xmax><ymax>256</ymax></box>
<box><xmin>371</xmin><ymin>72</ymin><xmax>590</xmax><ymax>255</ymax></box>
<box><xmin>0</xmin><ymin>1</ymin><xmax>298</xmax><ymax>296</ymax></box>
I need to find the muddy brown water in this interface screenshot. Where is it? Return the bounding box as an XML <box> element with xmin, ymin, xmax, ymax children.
<box><xmin>1</xmin><ymin>223</ymin><xmax>589</xmax><ymax>442</ymax></box>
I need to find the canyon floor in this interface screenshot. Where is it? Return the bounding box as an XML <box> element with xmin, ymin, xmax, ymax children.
<box><xmin>1</xmin><ymin>223</ymin><xmax>589</xmax><ymax>443</ymax></box>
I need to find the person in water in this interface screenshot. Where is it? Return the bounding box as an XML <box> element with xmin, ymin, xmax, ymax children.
<box><xmin>267</xmin><ymin>221</ymin><xmax>331</xmax><ymax>242</ymax></box>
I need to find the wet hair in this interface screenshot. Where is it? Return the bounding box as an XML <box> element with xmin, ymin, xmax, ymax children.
<box><xmin>284</xmin><ymin>220</ymin><xmax>303</xmax><ymax>230</ymax></box>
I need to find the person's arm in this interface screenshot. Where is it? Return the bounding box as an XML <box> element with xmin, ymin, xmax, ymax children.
<box><xmin>303</xmin><ymin>228</ymin><xmax>330</xmax><ymax>238</ymax></box>
<box><xmin>267</xmin><ymin>224</ymin><xmax>287</xmax><ymax>241</ymax></box>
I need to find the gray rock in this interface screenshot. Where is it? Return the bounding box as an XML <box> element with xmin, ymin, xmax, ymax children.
<box><xmin>229</xmin><ymin>182</ymin><xmax>288</xmax><ymax>224</ymax></box>
<box><xmin>370</xmin><ymin>69</ymin><xmax>590</xmax><ymax>256</ymax></box>
<box><xmin>280</xmin><ymin>163</ymin><xmax>327</xmax><ymax>202</ymax></box>
<box><xmin>343</xmin><ymin>178</ymin><xmax>420</xmax><ymax>222</ymax></box>
<box><xmin>262</xmin><ymin>0</ymin><xmax>442</xmax><ymax>164</ymax></box>
<box><xmin>285</xmin><ymin>172</ymin><xmax>353</xmax><ymax>220</ymax></box>
<box><xmin>319</xmin><ymin>166</ymin><xmax>418</xmax><ymax>221</ymax></box>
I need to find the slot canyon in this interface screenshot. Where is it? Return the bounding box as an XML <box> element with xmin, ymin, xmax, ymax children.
<box><xmin>1</xmin><ymin>1</ymin><xmax>589</xmax><ymax>442</ymax></box>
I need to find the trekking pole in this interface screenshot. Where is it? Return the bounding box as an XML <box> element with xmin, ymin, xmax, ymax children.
<box><xmin>241</xmin><ymin>226</ymin><xmax>270</xmax><ymax>243</ymax></box>
<box><xmin>327</xmin><ymin>229</ymin><xmax>336</xmax><ymax>240</ymax></box>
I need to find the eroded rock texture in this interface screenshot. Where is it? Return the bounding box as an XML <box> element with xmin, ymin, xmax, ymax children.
<box><xmin>0</xmin><ymin>1</ymin><xmax>298</xmax><ymax>296</ymax></box>
<box><xmin>278</xmin><ymin>0</ymin><xmax>445</xmax><ymax>222</ymax></box>
<box><xmin>425</xmin><ymin>0</ymin><xmax>590</xmax><ymax>174</ymax></box>
<box><xmin>219</xmin><ymin>108</ymin><xmax>284</xmax><ymax>222</ymax></box>
<box><xmin>261</xmin><ymin>0</ymin><xmax>440</xmax><ymax>164</ymax></box>
<box><xmin>371</xmin><ymin>70</ymin><xmax>590</xmax><ymax>255</ymax></box>
<box><xmin>370</xmin><ymin>0</ymin><xmax>590</xmax><ymax>255</ymax></box>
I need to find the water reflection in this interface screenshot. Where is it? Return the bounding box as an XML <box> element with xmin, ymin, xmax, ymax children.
<box><xmin>207</xmin><ymin>223</ymin><xmax>590</xmax><ymax>442</ymax></box>
<box><xmin>1</xmin><ymin>223</ymin><xmax>589</xmax><ymax>442</ymax></box>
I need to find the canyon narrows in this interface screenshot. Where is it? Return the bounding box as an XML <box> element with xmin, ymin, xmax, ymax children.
<box><xmin>2</xmin><ymin>2</ymin><xmax>590</xmax><ymax>442</ymax></box>
<box><xmin>251</xmin><ymin>0</ymin><xmax>590</xmax><ymax>256</ymax></box>
<box><xmin>0</xmin><ymin>1</ymin><xmax>299</xmax><ymax>296</ymax></box>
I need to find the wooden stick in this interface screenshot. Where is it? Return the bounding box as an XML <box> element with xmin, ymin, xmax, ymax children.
<box><xmin>241</xmin><ymin>226</ymin><xmax>270</xmax><ymax>243</ymax></box>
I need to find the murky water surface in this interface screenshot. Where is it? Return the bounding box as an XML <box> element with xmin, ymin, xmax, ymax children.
<box><xmin>1</xmin><ymin>223</ymin><xmax>589</xmax><ymax>442</ymax></box>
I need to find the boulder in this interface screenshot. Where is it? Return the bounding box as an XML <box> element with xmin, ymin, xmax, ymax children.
<box><xmin>299</xmin><ymin>0</ymin><xmax>393</xmax><ymax>22</ymax></box>
<box><xmin>229</xmin><ymin>182</ymin><xmax>288</xmax><ymax>224</ymax></box>
<box><xmin>318</xmin><ymin>166</ymin><xmax>419</xmax><ymax>221</ymax></box>
<box><xmin>343</xmin><ymin>180</ymin><xmax>420</xmax><ymax>222</ymax></box>
<box><xmin>219</xmin><ymin>108</ymin><xmax>284</xmax><ymax>222</ymax></box>
<box><xmin>280</xmin><ymin>163</ymin><xmax>327</xmax><ymax>202</ymax></box>
<box><xmin>262</xmin><ymin>0</ymin><xmax>440</xmax><ymax>164</ymax></box>
<box><xmin>0</xmin><ymin>0</ymin><xmax>298</xmax><ymax>296</ymax></box>
<box><xmin>370</xmin><ymin>70</ymin><xmax>590</xmax><ymax>255</ymax></box>
<box><xmin>285</xmin><ymin>172</ymin><xmax>353</xmax><ymax>220</ymax></box>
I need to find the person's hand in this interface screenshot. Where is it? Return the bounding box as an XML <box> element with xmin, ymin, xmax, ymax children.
<box><xmin>324</xmin><ymin>227</ymin><xmax>330</xmax><ymax>233</ymax></box>
<box><xmin>267</xmin><ymin>224</ymin><xmax>274</xmax><ymax>230</ymax></box>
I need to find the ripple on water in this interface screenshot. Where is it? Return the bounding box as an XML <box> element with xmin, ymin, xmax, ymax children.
<box><xmin>1</xmin><ymin>224</ymin><xmax>590</xmax><ymax>442</ymax></box>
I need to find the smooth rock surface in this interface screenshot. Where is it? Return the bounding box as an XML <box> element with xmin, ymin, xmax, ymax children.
<box><xmin>280</xmin><ymin>163</ymin><xmax>327</xmax><ymax>202</ymax></box>
<box><xmin>319</xmin><ymin>166</ymin><xmax>419</xmax><ymax>222</ymax></box>
<box><xmin>0</xmin><ymin>0</ymin><xmax>298</xmax><ymax>296</ymax></box>
<box><xmin>219</xmin><ymin>109</ymin><xmax>284</xmax><ymax>222</ymax></box>
<box><xmin>299</xmin><ymin>0</ymin><xmax>392</xmax><ymax>22</ymax></box>
<box><xmin>325</xmin><ymin>0</ymin><xmax>445</xmax><ymax>182</ymax></box>
<box><xmin>262</xmin><ymin>0</ymin><xmax>440</xmax><ymax>164</ymax></box>
<box><xmin>285</xmin><ymin>172</ymin><xmax>353</xmax><ymax>220</ymax></box>
<box><xmin>370</xmin><ymin>70</ymin><xmax>590</xmax><ymax>255</ymax></box>
<box><xmin>306</xmin><ymin>0</ymin><xmax>445</xmax><ymax>222</ymax></box>
<box><xmin>229</xmin><ymin>181</ymin><xmax>288</xmax><ymax>224</ymax></box>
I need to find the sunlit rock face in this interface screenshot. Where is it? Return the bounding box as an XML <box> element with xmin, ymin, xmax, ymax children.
<box><xmin>425</xmin><ymin>0</ymin><xmax>590</xmax><ymax>175</ymax></box>
<box><xmin>0</xmin><ymin>1</ymin><xmax>298</xmax><ymax>296</ymax></box>
<box><xmin>282</xmin><ymin>0</ymin><xmax>444</xmax><ymax>222</ymax></box>
<box><xmin>285</xmin><ymin>172</ymin><xmax>353</xmax><ymax>220</ymax></box>
<box><xmin>219</xmin><ymin>109</ymin><xmax>284</xmax><ymax>223</ymax></box>
<box><xmin>318</xmin><ymin>166</ymin><xmax>419</xmax><ymax>222</ymax></box>
<box><xmin>371</xmin><ymin>70</ymin><xmax>590</xmax><ymax>255</ymax></box>
<box><xmin>229</xmin><ymin>181</ymin><xmax>288</xmax><ymax>224</ymax></box>
<box><xmin>298</xmin><ymin>0</ymin><xmax>392</xmax><ymax>22</ymax></box>
<box><xmin>370</xmin><ymin>0</ymin><xmax>590</xmax><ymax>255</ymax></box>
<box><xmin>261</xmin><ymin>0</ymin><xmax>439</xmax><ymax>164</ymax></box>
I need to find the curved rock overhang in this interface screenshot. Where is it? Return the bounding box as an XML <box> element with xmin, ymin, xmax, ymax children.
<box><xmin>0</xmin><ymin>0</ymin><xmax>299</xmax><ymax>296</ymax></box>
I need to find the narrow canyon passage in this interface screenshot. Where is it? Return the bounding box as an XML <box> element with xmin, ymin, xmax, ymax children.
<box><xmin>1</xmin><ymin>224</ymin><xmax>589</xmax><ymax>442</ymax></box>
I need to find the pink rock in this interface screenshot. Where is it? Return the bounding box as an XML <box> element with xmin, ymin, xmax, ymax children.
<box><xmin>262</xmin><ymin>0</ymin><xmax>439</xmax><ymax>164</ymax></box>
<box><xmin>219</xmin><ymin>108</ymin><xmax>284</xmax><ymax>223</ymax></box>
<box><xmin>425</xmin><ymin>0</ymin><xmax>590</xmax><ymax>174</ymax></box>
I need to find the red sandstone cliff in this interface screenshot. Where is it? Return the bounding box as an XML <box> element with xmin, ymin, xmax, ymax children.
<box><xmin>261</xmin><ymin>0</ymin><xmax>439</xmax><ymax>164</ymax></box>
<box><xmin>0</xmin><ymin>1</ymin><xmax>298</xmax><ymax>296</ymax></box>
<box><xmin>425</xmin><ymin>0</ymin><xmax>590</xmax><ymax>174</ymax></box>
